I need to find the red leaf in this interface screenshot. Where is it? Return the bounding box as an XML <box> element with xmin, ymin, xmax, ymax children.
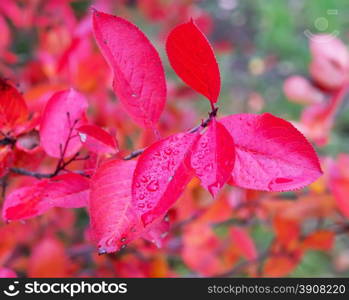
<box><xmin>89</xmin><ymin>159</ymin><xmax>143</xmax><ymax>253</ymax></box>
<box><xmin>191</xmin><ymin>119</ymin><xmax>235</xmax><ymax>197</ymax></box>
<box><xmin>2</xmin><ymin>173</ymin><xmax>89</xmax><ymax>221</ymax></box>
<box><xmin>230</xmin><ymin>226</ymin><xmax>257</xmax><ymax>261</ymax></box>
<box><xmin>0</xmin><ymin>145</ymin><xmax>13</xmax><ymax>177</ymax></box>
<box><xmin>40</xmin><ymin>89</ymin><xmax>88</xmax><ymax>158</ymax></box>
<box><xmin>0</xmin><ymin>78</ymin><xmax>28</xmax><ymax>131</ymax></box>
<box><xmin>90</xmin><ymin>159</ymin><xmax>169</xmax><ymax>253</ymax></box>
<box><xmin>92</xmin><ymin>9</ymin><xmax>166</xmax><ymax>128</ymax></box>
<box><xmin>220</xmin><ymin>113</ymin><xmax>322</xmax><ymax>191</ymax></box>
<box><xmin>141</xmin><ymin>217</ymin><xmax>170</xmax><ymax>248</ymax></box>
<box><xmin>166</xmin><ymin>20</ymin><xmax>221</xmax><ymax>104</ymax></box>
<box><xmin>78</xmin><ymin>124</ymin><xmax>119</xmax><ymax>155</ymax></box>
<box><xmin>132</xmin><ymin>132</ymin><xmax>200</xmax><ymax>226</ymax></box>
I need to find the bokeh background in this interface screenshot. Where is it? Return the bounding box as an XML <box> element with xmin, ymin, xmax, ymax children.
<box><xmin>1</xmin><ymin>0</ymin><xmax>349</xmax><ymax>277</ymax></box>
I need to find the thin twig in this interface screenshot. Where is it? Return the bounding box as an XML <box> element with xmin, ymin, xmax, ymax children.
<box><xmin>9</xmin><ymin>167</ymin><xmax>53</xmax><ymax>179</ymax></box>
<box><xmin>123</xmin><ymin>149</ymin><xmax>145</xmax><ymax>160</ymax></box>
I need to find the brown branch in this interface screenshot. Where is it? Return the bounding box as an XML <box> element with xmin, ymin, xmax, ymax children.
<box><xmin>0</xmin><ymin>137</ymin><xmax>16</xmax><ymax>146</ymax></box>
<box><xmin>123</xmin><ymin>149</ymin><xmax>145</xmax><ymax>160</ymax></box>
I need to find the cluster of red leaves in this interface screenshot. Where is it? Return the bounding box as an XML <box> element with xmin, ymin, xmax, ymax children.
<box><xmin>0</xmin><ymin>0</ymin><xmax>347</xmax><ymax>278</ymax></box>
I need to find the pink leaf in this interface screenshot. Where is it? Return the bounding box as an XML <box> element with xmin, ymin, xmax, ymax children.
<box><xmin>220</xmin><ymin>113</ymin><xmax>322</xmax><ymax>191</ymax></box>
<box><xmin>309</xmin><ymin>35</ymin><xmax>349</xmax><ymax>90</ymax></box>
<box><xmin>166</xmin><ymin>20</ymin><xmax>221</xmax><ymax>104</ymax></box>
<box><xmin>283</xmin><ymin>76</ymin><xmax>324</xmax><ymax>105</ymax></box>
<box><xmin>78</xmin><ymin>124</ymin><xmax>119</xmax><ymax>155</ymax></box>
<box><xmin>89</xmin><ymin>159</ymin><xmax>144</xmax><ymax>253</ymax></box>
<box><xmin>141</xmin><ymin>217</ymin><xmax>170</xmax><ymax>248</ymax></box>
<box><xmin>89</xmin><ymin>159</ymin><xmax>169</xmax><ymax>254</ymax></box>
<box><xmin>2</xmin><ymin>173</ymin><xmax>90</xmax><ymax>221</ymax></box>
<box><xmin>132</xmin><ymin>132</ymin><xmax>200</xmax><ymax>226</ymax></box>
<box><xmin>230</xmin><ymin>226</ymin><xmax>257</xmax><ymax>261</ymax></box>
<box><xmin>191</xmin><ymin>119</ymin><xmax>235</xmax><ymax>197</ymax></box>
<box><xmin>40</xmin><ymin>89</ymin><xmax>88</xmax><ymax>158</ymax></box>
<box><xmin>92</xmin><ymin>9</ymin><xmax>166</xmax><ymax>128</ymax></box>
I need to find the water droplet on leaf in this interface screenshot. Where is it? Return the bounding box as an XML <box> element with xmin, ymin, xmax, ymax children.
<box><xmin>146</xmin><ymin>180</ymin><xmax>159</xmax><ymax>192</ymax></box>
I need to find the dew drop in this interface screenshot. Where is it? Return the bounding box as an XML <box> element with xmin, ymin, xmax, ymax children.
<box><xmin>147</xmin><ymin>180</ymin><xmax>159</xmax><ymax>192</ymax></box>
<box><xmin>79</xmin><ymin>132</ymin><xmax>87</xmax><ymax>142</ymax></box>
<box><xmin>204</xmin><ymin>163</ymin><xmax>213</xmax><ymax>171</ymax></box>
<box><xmin>131</xmin><ymin>93</ymin><xmax>137</xmax><ymax>98</ymax></box>
<box><xmin>147</xmin><ymin>203</ymin><xmax>152</xmax><ymax>208</ymax></box>
<box><xmin>201</xmin><ymin>142</ymin><xmax>207</xmax><ymax>148</ymax></box>
<box><xmin>164</xmin><ymin>147</ymin><xmax>172</xmax><ymax>155</ymax></box>
<box><xmin>139</xmin><ymin>194</ymin><xmax>145</xmax><ymax>200</ymax></box>
<box><xmin>121</xmin><ymin>237</ymin><xmax>126</xmax><ymax>243</ymax></box>
<box><xmin>138</xmin><ymin>203</ymin><xmax>145</xmax><ymax>209</ymax></box>
<box><xmin>98</xmin><ymin>248</ymin><xmax>107</xmax><ymax>255</ymax></box>
<box><xmin>105</xmin><ymin>237</ymin><xmax>114</xmax><ymax>247</ymax></box>
<box><xmin>141</xmin><ymin>175</ymin><xmax>149</xmax><ymax>183</ymax></box>
<box><xmin>135</xmin><ymin>182</ymin><xmax>140</xmax><ymax>188</ymax></box>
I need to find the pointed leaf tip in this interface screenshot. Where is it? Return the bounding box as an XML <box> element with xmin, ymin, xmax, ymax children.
<box><xmin>166</xmin><ymin>20</ymin><xmax>221</xmax><ymax>104</ymax></box>
<box><xmin>92</xmin><ymin>9</ymin><xmax>166</xmax><ymax>128</ymax></box>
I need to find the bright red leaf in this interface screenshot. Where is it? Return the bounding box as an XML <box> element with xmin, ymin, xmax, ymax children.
<box><xmin>0</xmin><ymin>78</ymin><xmax>28</xmax><ymax>132</ymax></box>
<box><xmin>132</xmin><ymin>132</ymin><xmax>200</xmax><ymax>226</ymax></box>
<box><xmin>220</xmin><ymin>113</ymin><xmax>322</xmax><ymax>191</ymax></box>
<box><xmin>89</xmin><ymin>159</ymin><xmax>143</xmax><ymax>253</ymax></box>
<box><xmin>191</xmin><ymin>119</ymin><xmax>235</xmax><ymax>197</ymax></box>
<box><xmin>2</xmin><ymin>173</ymin><xmax>89</xmax><ymax>221</ymax></box>
<box><xmin>92</xmin><ymin>9</ymin><xmax>167</xmax><ymax>128</ymax></box>
<box><xmin>78</xmin><ymin>124</ymin><xmax>119</xmax><ymax>155</ymax></box>
<box><xmin>40</xmin><ymin>89</ymin><xmax>88</xmax><ymax>158</ymax></box>
<box><xmin>89</xmin><ymin>159</ymin><xmax>168</xmax><ymax>253</ymax></box>
<box><xmin>166</xmin><ymin>19</ymin><xmax>221</xmax><ymax>104</ymax></box>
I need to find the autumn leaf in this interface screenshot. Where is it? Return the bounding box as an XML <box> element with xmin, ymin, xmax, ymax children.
<box><xmin>191</xmin><ymin>119</ymin><xmax>235</xmax><ymax>197</ymax></box>
<box><xmin>166</xmin><ymin>19</ymin><xmax>220</xmax><ymax>105</ymax></box>
<box><xmin>40</xmin><ymin>89</ymin><xmax>88</xmax><ymax>158</ymax></box>
<box><xmin>132</xmin><ymin>132</ymin><xmax>200</xmax><ymax>226</ymax></box>
<box><xmin>92</xmin><ymin>9</ymin><xmax>167</xmax><ymax>128</ymax></box>
<box><xmin>78</xmin><ymin>124</ymin><xmax>119</xmax><ymax>155</ymax></box>
<box><xmin>2</xmin><ymin>173</ymin><xmax>90</xmax><ymax>221</ymax></box>
<box><xmin>220</xmin><ymin>113</ymin><xmax>322</xmax><ymax>191</ymax></box>
<box><xmin>0</xmin><ymin>78</ymin><xmax>28</xmax><ymax>132</ymax></box>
